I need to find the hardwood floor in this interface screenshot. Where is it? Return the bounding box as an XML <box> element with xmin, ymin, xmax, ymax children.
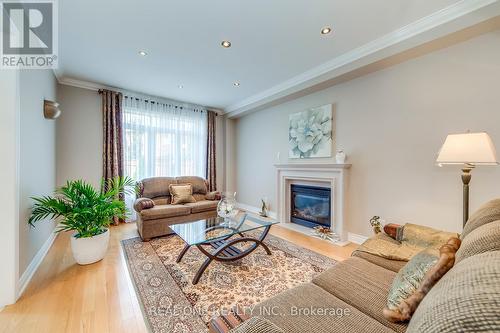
<box><xmin>0</xmin><ymin>222</ymin><xmax>357</xmax><ymax>333</ymax></box>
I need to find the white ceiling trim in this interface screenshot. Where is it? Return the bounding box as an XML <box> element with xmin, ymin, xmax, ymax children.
<box><xmin>225</xmin><ymin>0</ymin><xmax>499</xmax><ymax>117</ymax></box>
<box><xmin>57</xmin><ymin>76</ymin><xmax>224</xmax><ymax>113</ymax></box>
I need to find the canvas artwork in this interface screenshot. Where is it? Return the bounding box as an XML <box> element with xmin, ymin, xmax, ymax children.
<box><xmin>289</xmin><ymin>104</ymin><xmax>333</xmax><ymax>158</ymax></box>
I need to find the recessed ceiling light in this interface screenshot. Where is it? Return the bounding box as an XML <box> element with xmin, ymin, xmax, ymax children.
<box><xmin>178</xmin><ymin>85</ymin><xmax>184</xmax><ymax>89</ymax></box>
<box><xmin>321</xmin><ymin>27</ymin><xmax>332</xmax><ymax>35</ymax></box>
<box><xmin>233</xmin><ymin>82</ymin><xmax>240</xmax><ymax>87</ymax></box>
<box><xmin>139</xmin><ymin>50</ymin><xmax>148</xmax><ymax>56</ymax></box>
<box><xmin>221</xmin><ymin>40</ymin><xmax>232</xmax><ymax>48</ymax></box>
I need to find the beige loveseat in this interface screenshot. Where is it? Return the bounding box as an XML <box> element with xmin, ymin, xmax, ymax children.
<box><xmin>134</xmin><ymin>176</ymin><xmax>220</xmax><ymax>241</ymax></box>
<box><xmin>226</xmin><ymin>199</ymin><xmax>500</xmax><ymax>333</ymax></box>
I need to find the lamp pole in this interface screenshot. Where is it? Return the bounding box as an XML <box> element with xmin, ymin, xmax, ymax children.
<box><xmin>461</xmin><ymin>165</ymin><xmax>473</xmax><ymax>227</ymax></box>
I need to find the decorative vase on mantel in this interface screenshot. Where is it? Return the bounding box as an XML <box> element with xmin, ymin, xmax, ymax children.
<box><xmin>336</xmin><ymin>150</ymin><xmax>346</xmax><ymax>164</ymax></box>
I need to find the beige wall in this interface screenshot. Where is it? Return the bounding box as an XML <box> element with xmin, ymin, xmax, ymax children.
<box><xmin>57</xmin><ymin>85</ymin><xmax>226</xmax><ymax>190</ymax></box>
<box><xmin>18</xmin><ymin>70</ymin><xmax>58</xmax><ymax>277</ymax></box>
<box><xmin>234</xmin><ymin>30</ymin><xmax>500</xmax><ymax>237</ymax></box>
<box><xmin>57</xmin><ymin>84</ymin><xmax>103</xmax><ymax>187</ymax></box>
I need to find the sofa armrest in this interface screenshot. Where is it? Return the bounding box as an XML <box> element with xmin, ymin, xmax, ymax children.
<box><xmin>229</xmin><ymin>317</ymin><xmax>284</xmax><ymax>333</ymax></box>
<box><xmin>205</xmin><ymin>191</ymin><xmax>222</xmax><ymax>201</ymax></box>
<box><xmin>134</xmin><ymin>198</ymin><xmax>155</xmax><ymax>212</ymax></box>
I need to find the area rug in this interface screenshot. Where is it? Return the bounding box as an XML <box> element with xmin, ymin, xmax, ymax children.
<box><xmin>122</xmin><ymin>231</ymin><xmax>336</xmax><ymax>333</ymax></box>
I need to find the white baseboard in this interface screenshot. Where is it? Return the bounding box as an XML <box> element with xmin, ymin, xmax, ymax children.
<box><xmin>235</xmin><ymin>202</ymin><xmax>277</xmax><ymax>220</ymax></box>
<box><xmin>17</xmin><ymin>231</ymin><xmax>58</xmax><ymax>298</ymax></box>
<box><xmin>347</xmin><ymin>232</ymin><xmax>369</xmax><ymax>245</ymax></box>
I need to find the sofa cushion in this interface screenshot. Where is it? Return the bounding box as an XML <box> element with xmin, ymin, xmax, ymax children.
<box><xmin>139</xmin><ymin>177</ymin><xmax>177</xmax><ymax>198</ymax></box>
<box><xmin>462</xmin><ymin>198</ymin><xmax>500</xmax><ymax>239</ymax></box>
<box><xmin>252</xmin><ymin>283</ymin><xmax>395</xmax><ymax>333</ymax></box>
<box><xmin>352</xmin><ymin>251</ymin><xmax>407</xmax><ymax>272</ymax></box>
<box><xmin>229</xmin><ymin>317</ymin><xmax>284</xmax><ymax>333</ymax></box>
<box><xmin>185</xmin><ymin>200</ymin><xmax>218</xmax><ymax>213</ymax></box>
<box><xmin>456</xmin><ymin>220</ymin><xmax>500</xmax><ymax>263</ymax></box>
<box><xmin>176</xmin><ymin>176</ymin><xmax>208</xmax><ymax>194</ymax></box>
<box><xmin>407</xmin><ymin>251</ymin><xmax>500</xmax><ymax>333</ymax></box>
<box><xmin>140</xmin><ymin>204</ymin><xmax>191</xmax><ymax>220</ymax></box>
<box><xmin>312</xmin><ymin>257</ymin><xmax>406</xmax><ymax>332</ymax></box>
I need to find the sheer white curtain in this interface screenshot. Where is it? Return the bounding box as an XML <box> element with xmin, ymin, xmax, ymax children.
<box><xmin>122</xmin><ymin>95</ymin><xmax>207</xmax><ymax>221</ymax></box>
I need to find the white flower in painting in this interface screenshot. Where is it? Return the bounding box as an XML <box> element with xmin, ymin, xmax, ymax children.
<box><xmin>289</xmin><ymin>108</ymin><xmax>332</xmax><ymax>158</ymax></box>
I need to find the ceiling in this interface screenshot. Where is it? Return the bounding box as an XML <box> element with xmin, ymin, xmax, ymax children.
<box><xmin>57</xmin><ymin>0</ymin><xmax>497</xmax><ymax>112</ymax></box>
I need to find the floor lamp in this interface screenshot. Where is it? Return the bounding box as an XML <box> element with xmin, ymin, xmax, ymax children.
<box><xmin>436</xmin><ymin>132</ymin><xmax>498</xmax><ymax>228</ymax></box>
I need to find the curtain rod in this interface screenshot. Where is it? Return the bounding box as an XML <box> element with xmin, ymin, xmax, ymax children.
<box><xmin>98</xmin><ymin>89</ymin><xmax>214</xmax><ymax>114</ymax></box>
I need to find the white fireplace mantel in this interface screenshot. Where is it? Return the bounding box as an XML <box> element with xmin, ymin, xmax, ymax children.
<box><xmin>274</xmin><ymin>163</ymin><xmax>351</xmax><ymax>244</ymax></box>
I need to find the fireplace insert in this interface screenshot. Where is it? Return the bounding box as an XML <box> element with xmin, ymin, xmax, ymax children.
<box><xmin>290</xmin><ymin>184</ymin><xmax>331</xmax><ymax>229</ymax></box>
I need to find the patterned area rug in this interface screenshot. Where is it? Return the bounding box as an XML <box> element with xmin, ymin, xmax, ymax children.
<box><xmin>122</xmin><ymin>231</ymin><xmax>336</xmax><ymax>333</ymax></box>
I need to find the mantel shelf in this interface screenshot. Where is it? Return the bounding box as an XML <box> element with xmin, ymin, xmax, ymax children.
<box><xmin>274</xmin><ymin>163</ymin><xmax>352</xmax><ymax>169</ymax></box>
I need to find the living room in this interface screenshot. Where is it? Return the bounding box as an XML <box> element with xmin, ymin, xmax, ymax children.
<box><xmin>1</xmin><ymin>1</ymin><xmax>500</xmax><ymax>332</ymax></box>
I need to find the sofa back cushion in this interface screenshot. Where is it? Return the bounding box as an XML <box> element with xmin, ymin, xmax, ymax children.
<box><xmin>407</xmin><ymin>251</ymin><xmax>500</xmax><ymax>332</ymax></box>
<box><xmin>176</xmin><ymin>176</ymin><xmax>208</xmax><ymax>194</ymax></box>
<box><xmin>462</xmin><ymin>198</ymin><xmax>500</xmax><ymax>239</ymax></box>
<box><xmin>139</xmin><ymin>177</ymin><xmax>177</xmax><ymax>199</ymax></box>
<box><xmin>456</xmin><ymin>219</ymin><xmax>500</xmax><ymax>263</ymax></box>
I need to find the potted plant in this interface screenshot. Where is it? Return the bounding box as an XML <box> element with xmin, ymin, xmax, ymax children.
<box><xmin>28</xmin><ymin>177</ymin><xmax>135</xmax><ymax>265</ymax></box>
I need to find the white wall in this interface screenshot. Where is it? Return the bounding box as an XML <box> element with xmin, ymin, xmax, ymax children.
<box><xmin>57</xmin><ymin>84</ymin><xmax>227</xmax><ymax>190</ymax></box>
<box><xmin>18</xmin><ymin>70</ymin><xmax>58</xmax><ymax>277</ymax></box>
<box><xmin>234</xmin><ymin>30</ymin><xmax>500</xmax><ymax>237</ymax></box>
<box><xmin>0</xmin><ymin>71</ymin><xmax>20</xmax><ymax>307</ymax></box>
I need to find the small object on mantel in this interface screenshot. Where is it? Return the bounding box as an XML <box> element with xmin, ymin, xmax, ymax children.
<box><xmin>312</xmin><ymin>226</ymin><xmax>340</xmax><ymax>243</ymax></box>
<box><xmin>370</xmin><ymin>216</ymin><xmax>383</xmax><ymax>234</ymax></box>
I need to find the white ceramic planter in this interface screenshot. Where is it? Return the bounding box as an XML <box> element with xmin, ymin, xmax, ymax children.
<box><xmin>70</xmin><ymin>229</ymin><xmax>110</xmax><ymax>265</ymax></box>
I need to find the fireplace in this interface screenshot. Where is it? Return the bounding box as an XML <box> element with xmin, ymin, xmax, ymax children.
<box><xmin>290</xmin><ymin>184</ymin><xmax>331</xmax><ymax>229</ymax></box>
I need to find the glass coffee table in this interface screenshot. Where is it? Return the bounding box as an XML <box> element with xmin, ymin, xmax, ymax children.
<box><xmin>170</xmin><ymin>214</ymin><xmax>279</xmax><ymax>285</ymax></box>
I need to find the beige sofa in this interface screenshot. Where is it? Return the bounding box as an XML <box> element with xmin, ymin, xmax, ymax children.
<box><xmin>227</xmin><ymin>198</ymin><xmax>500</xmax><ymax>333</ymax></box>
<box><xmin>134</xmin><ymin>176</ymin><xmax>220</xmax><ymax>241</ymax></box>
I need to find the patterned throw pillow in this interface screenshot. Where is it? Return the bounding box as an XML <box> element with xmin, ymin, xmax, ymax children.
<box><xmin>169</xmin><ymin>184</ymin><xmax>196</xmax><ymax>205</ymax></box>
<box><xmin>383</xmin><ymin>237</ymin><xmax>461</xmax><ymax>323</ymax></box>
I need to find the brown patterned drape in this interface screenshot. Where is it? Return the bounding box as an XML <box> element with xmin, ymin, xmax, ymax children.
<box><xmin>206</xmin><ymin>110</ymin><xmax>217</xmax><ymax>192</ymax></box>
<box><xmin>101</xmin><ymin>89</ymin><xmax>124</xmax><ymax>225</ymax></box>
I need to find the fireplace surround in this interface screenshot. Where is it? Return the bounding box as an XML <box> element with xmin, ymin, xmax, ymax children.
<box><xmin>275</xmin><ymin>163</ymin><xmax>351</xmax><ymax>244</ymax></box>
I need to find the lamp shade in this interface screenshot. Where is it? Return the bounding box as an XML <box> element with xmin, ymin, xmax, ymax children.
<box><xmin>436</xmin><ymin>132</ymin><xmax>498</xmax><ymax>166</ymax></box>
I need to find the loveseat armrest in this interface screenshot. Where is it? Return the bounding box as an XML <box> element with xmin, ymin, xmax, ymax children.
<box><xmin>206</xmin><ymin>191</ymin><xmax>222</xmax><ymax>201</ymax></box>
<box><xmin>134</xmin><ymin>198</ymin><xmax>155</xmax><ymax>212</ymax></box>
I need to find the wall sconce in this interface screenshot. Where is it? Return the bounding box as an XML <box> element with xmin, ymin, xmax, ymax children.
<box><xmin>44</xmin><ymin>100</ymin><xmax>61</xmax><ymax>119</ymax></box>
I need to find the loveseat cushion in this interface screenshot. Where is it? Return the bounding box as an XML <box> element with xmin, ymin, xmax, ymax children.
<box><xmin>252</xmin><ymin>283</ymin><xmax>395</xmax><ymax>333</ymax></box>
<box><xmin>456</xmin><ymin>220</ymin><xmax>500</xmax><ymax>263</ymax></box>
<box><xmin>176</xmin><ymin>176</ymin><xmax>208</xmax><ymax>194</ymax></box>
<box><xmin>140</xmin><ymin>204</ymin><xmax>191</xmax><ymax>220</ymax></box>
<box><xmin>313</xmin><ymin>257</ymin><xmax>406</xmax><ymax>332</ymax></box>
<box><xmin>407</xmin><ymin>251</ymin><xmax>500</xmax><ymax>332</ymax></box>
<box><xmin>139</xmin><ymin>177</ymin><xmax>177</xmax><ymax>198</ymax></box>
<box><xmin>462</xmin><ymin>198</ymin><xmax>500</xmax><ymax>239</ymax></box>
<box><xmin>185</xmin><ymin>200</ymin><xmax>218</xmax><ymax>213</ymax></box>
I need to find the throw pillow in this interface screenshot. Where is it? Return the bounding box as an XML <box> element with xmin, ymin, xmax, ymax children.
<box><xmin>383</xmin><ymin>237</ymin><xmax>461</xmax><ymax>323</ymax></box>
<box><xmin>169</xmin><ymin>184</ymin><xmax>196</xmax><ymax>205</ymax></box>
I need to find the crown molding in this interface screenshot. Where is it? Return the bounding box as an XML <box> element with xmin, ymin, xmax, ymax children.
<box><xmin>225</xmin><ymin>0</ymin><xmax>500</xmax><ymax>117</ymax></box>
<box><xmin>57</xmin><ymin>76</ymin><xmax>225</xmax><ymax>114</ymax></box>
<box><xmin>57</xmin><ymin>76</ymin><xmax>113</xmax><ymax>91</ymax></box>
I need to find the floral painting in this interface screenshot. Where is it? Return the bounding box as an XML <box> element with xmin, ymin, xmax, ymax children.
<box><xmin>289</xmin><ymin>104</ymin><xmax>333</xmax><ymax>158</ymax></box>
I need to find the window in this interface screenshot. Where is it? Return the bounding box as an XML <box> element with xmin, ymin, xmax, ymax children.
<box><xmin>122</xmin><ymin>97</ymin><xmax>207</xmax><ymax>181</ymax></box>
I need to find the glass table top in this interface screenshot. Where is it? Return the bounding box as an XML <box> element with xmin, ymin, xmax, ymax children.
<box><xmin>170</xmin><ymin>214</ymin><xmax>279</xmax><ymax>246</ymax></box>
